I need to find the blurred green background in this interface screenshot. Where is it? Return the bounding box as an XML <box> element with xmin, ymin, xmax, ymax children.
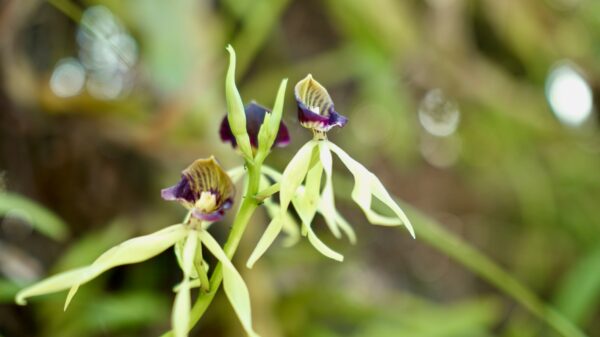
<box><xmin>1</xmin><ymin>0</ymin><xmax>600</xmax><ymax>336</ymax></box>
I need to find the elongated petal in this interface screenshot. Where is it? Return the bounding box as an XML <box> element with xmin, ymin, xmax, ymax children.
<box><xmin>318</xmin><ymin>142</ymin><xmax>341</xmax><ymax>238</ymax></box>
<box><xmin>292</xmin><ymin>160</ymin><xmax>322</xmax><ymax>229</ymax></box>
<box><xmin>261</xmin><ymin>175</ymin><xmax>299</xmax><ymax>247</ymax></box>
<box><xmin>328</xmin><ymin>142</ymin><xmax>415</xmax><ymax>237</ymax></box>
<box><xmin>280</xmin><ymin>141</ymin><xmax>317</xmax><ymax>210</ymax></box>
<box><xmin>304</xmin><ymin>223</ymin><xmax>344</xmax><ymax>262</ymax></box>
<box><xmin>198</xmin><ymin>231</ymin><xmax>259</xmax><ymax>337</ymax></box>
<box><xmin>333</xmin><ymin>210</ymin><xmax>357</xmax><ymax>244</ymax></box>
<box><xmin>246</xmin><ymin>142</ymin><xmax>316</xmax><ymax>267</ymax></box>
<box><xmin>172</xmin><ymin>279</ymin><xmax>191</xmax><ymax>337</ymax></box>
<box><xmin>227</xmin><ymin>166</ymin><xmax>246</xmax><ymax>184</ymax></box>
<box><xmin>15</xmin><ymin>267</ymin><xmax>89</xmax><ymax>305</ymax></box>
<box><xmin>246</xmin><ymin>216</ymin><xmax>283</xmax><ymax>269</ymax></box>
<box><xmin>172</xmin><ymin>233</ymin><xmax>198</xmax><ymax>337</ymax></box>
<box><xmin>63</xmin><ymin>224</ymin><xmax>188</xmax><ymax>309</ymax></box>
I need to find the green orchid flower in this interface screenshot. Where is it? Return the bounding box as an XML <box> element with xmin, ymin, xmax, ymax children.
<box><xmin>16</xmin><ymin>157</ymin><xmax>258</xmax><ymax>337</ymax></box>
<box><xmin>246</xmin><ymin>75</ymin><xmax>415</xmax><ymax>267</ymax></box>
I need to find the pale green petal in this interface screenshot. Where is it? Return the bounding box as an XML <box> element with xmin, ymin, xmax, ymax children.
<box><xmin>280</xmin><ymin>141</ymin><xmax>317</xmax><ymax>210</ymax></box>
<box><xmin>247</xmin><ymin>142</ymin><xmax>316</xmax><ymax>267</ymax></box>
<box><xmin>292</xmin><ymin>159</ymin><xmax>322</xmax><ymax>229</ymax></box>
<box><xmin>328</xmin><ymin>142</ymin><xmax>415</xmax><ymax>237</ymax></box>
<box><xmin>15</xmin><ymin>267</ymin><xmax>88</xmax><ymax>305</ymax></box>
<box><xmin>62</xmin><ymin>224</ymin><xmax>188</xmax><ymax>309</ymax></box>
<box><xmin>172</xmin><ymin>279</ymin><xmax>191</xmax><ymax>337</ymax></box>
<box><xmin>246</xmin><ymin>216</ymin><xmax>282</xmax><ymax>268</ymax></box>
<box><xmin>171</xmin><ymin>233</ymin><xmax>197</xmax><ymax>337</ymax></box>
<box><xmin>225</xmin><ymin>45</ymin><xmax>253</xmax><ymax>160</ymax></box>
<box><xmin>227</xmin><ymin>166</ymin><xmax>246</xmax><ymax>184</ymax></box>
<box><xmin>181</xmin><ymin>232</ymin><xmax>198</xmax><ymax>277</ymax></box>
<box><xmin>318</xmin><ymin>142</ymin><xmax>342</xmax><ymax>238</ymax></box>
<box><xmin>199</xmin><ymin>231</ymin><xmax>259</xmax><ymax>337</ymax></box>
<box><xmin>304</xmin><ymin>223</ymin><xmax>344</xmax><ymax>262</ymax></box>
<box><xmin>261</xmin><ymin>175</ymin><xmax>299</xmax><ymax>247</ymax></box>
<box><xmin>260</xmin><ymin>165</ymin><xmax>283</xmax><ymax>181</ymax></box>
<box><xmin>334</xmin><ymin>210</ymin><xmax>357</xmax><ymax>244</ymax></box>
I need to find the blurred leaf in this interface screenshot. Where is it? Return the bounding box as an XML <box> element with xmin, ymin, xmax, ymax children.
<box><xmin>0</xmin><ymin>192</ymin><xmax>69</xmax><ymax>241</ymax></box>
<box><xmin>554</xmin><ymin>244</ymin><xmax>600</xmax><ymax>325</ymax></box>
<box><xmin>0</xmin><ymin>279</ymin><xmax>20</xmax><ymax>303</ymax></box>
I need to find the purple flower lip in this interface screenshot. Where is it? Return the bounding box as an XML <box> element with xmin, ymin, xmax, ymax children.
<box><xmin>220</xmin><ymin>102</ymin><xmax>290</xmax><ymax>149</ymax></box>
<box><xmin>161</xmin><ymin>156</ymin><xmax>235</xmax><ymax>222</ymax></box>
<box><xmin>295</xmin><ymin>74</ymin><xmax>348</xmax><ymax>132</ymax></box>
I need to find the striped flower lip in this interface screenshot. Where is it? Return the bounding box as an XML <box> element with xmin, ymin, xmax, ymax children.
<box><xmin>220</xmin><ymin>102</ymin><xmax>290</xmax><ymax>149</ymax></box>
<box><xmin>295</xmin><ymin>74</ymin><xmax>348</xmax><ymax>133</ymax></box>
<box><xmin>161</xmin><ymin>157</ymin><xmax>235</xmax><ymax>222</ymax></box>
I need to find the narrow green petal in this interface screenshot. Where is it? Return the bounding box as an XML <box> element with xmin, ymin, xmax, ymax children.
<box><xmin>246</xmin><ymin>216</ymin><xmax>283</xmax><ymax>268</ymax></box>
<box><xmin>369</xmin><ymin>176</ymin><xmax>415</xmax><ymax>237</ymax></box>
<box><xmin>15</xmin><ymin>267</ymin><xmax>88</xmax><ymax>305</ymax></box>
<box><xmin>225</xmin><ymin>45</ymin><xmax>253</xmax><ymax>160</ymax></box>
<box><xmin>182</xmin><ymin>232</ymin><xmax>198</xmax><ymax>277</ymax></box>
<box><xmin>199</xmin><ymin>231</ymin><xmax>259</xmax><ymax>337</ymax></box>
<box><xmin>261</xmin><ymin>176</ymin><xmax>299</xmax><ymax>247</ymax></box>
<box><xmin>227</xmin><ymin>166</ymin><xmax>246</xmax><ymax>184</ymax></box>
<box><xmin>292</xmin><ymin>159</ymin><xmax>322</xmax><ymax>229</ymax></box>
<box><xmin>172</xmin><ymin>279</ymin><xmax>191</xmax><ymax>337</ymax></box>
<box><xmin>328</xmin><ymin>142</ymin><xmax>415</xmax><ymax>237</ymax></box>
<box><xmin>318</xmin><ymin>142</ymin><xmax>342</xmax><ymax>238</ymax></box>
<box><xmin>304</xmin><ymin>223</ymin><xmax>344</xmax><ymax>262</ymax></box>
<box><xmin>63</xmin><ymin>224</ymin><xmax>188</xmax><ymax>309</ymax></box>
<box><xmin>334</xmin><ymin>210</ymin><xmax>357</xmax><ymax>244</ymax></box>
<box><xmin>280</xmin><ymin>141</ymin><xmax>317</xmax><ymax>210</ymax></box>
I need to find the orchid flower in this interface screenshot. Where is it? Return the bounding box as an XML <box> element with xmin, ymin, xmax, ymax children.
<box><xmin>16</xmin><ymin>157</ymin><xmax>259</xmax><ymax>337</ymax></box>
<box><xmin>247</xmin><ymin>74</ymin><xmax>415</xmax><ymax>267</ymax></box>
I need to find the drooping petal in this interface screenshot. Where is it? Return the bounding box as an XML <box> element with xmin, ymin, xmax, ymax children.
<box><xmin>198</xmin><ymin>230</ymin><xmax>260</xmax><ymax>337</ymax></box>
<box><xmin>295</xmin><ymin>74</ymin><xmax>348</xmax><ymax>132</ymax></box>
<box><xmin>260</xmin><ymin>175</ymin><xmax>299</xmax><ymax>247</ymax></box>
<box><xmin>328</xmin><ymin>142</ymin><xmax>415</xmax><ymax>238</ymax></box>
<box><xmin>15</xmin><ymin>224</ymin><xmax>188</xmax><ymax>307</ymax></box>
<box><xmin>246</xmin><ymin>216</ymin><xmax>283</xmax><ymax>269</ymax></box>
<box><xmin>247</xmin><ymin>141</ymin><xmax>317</xmax><ymax>267</ymax></box>
<box><xmin>317</xmin><ymin>142</ymin><xmax>342</xmax><ymax>238</ymax></box>
<box><xmin>172</xmin><ymin>280</ymin><xmax>191</xmax><ymax>337</ymax></box>
<box><xmin>304</xmin><ymin>223</ymin><xmax>344</xmax><ymax>262</ymax></box>
<box><xmin>291</xmin><ymin>159</ymin><xmax>322</xmax><ymax>230</ymax></box>
<box><xmin>220</xmin><ymin>102</ymin><xmax>290</xmax><ymax>149</ymax></box>
<box><xmin>172</xmin><ymin>232</ymin><xmax>198</xmax><ymax>337</ymax></box>
<box><xmin>162</xmin><ymin>157</ymin><xmax>235</xmax><ymax>222</ymax></box>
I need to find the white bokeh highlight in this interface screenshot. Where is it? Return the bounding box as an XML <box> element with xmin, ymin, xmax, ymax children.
<box><xmin>546</xmin><ymin>63</ymin><xmax>593</xmax><ymax>127</ymax></box>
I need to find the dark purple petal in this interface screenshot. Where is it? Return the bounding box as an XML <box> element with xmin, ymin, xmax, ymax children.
<box><xmin>219</xmin><ymin>102</ymin><xmax>290</xmax><ymax>149</ymax></box>
<box><xmin>294</xmin><ymin>74</ymin><xmax>348</xmax><ymax>132</ymax></box>
<box><xmin>161</xmin><ymin>157</ymin><xmax>235</xmax><ymax>222</ymax></box>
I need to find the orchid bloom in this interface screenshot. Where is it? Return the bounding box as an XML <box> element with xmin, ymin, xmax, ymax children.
<box><xmin>246</xmin><ymin>74</ymin><xmax>415</xmax><ymax>267</ymax></box>
<box><xmin>16</xmin><ymin>157</ymin><xmax>259</xmax><ymax>337</ymax></box>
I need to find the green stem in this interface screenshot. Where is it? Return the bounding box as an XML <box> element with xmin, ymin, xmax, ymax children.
<box><xmin>334</xmin><ymin>173</ymin><xmax>585</xmax><ymax>337</ymax></box>
<box><xmin>409</xmin><ymin>206</ymin><xmax>587</xmax><ymax>337</ymax></box>
<box><xmin>160</xmin><ymin>162</ymin><xmax>262</xmax><ymax>337</ymax></box>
